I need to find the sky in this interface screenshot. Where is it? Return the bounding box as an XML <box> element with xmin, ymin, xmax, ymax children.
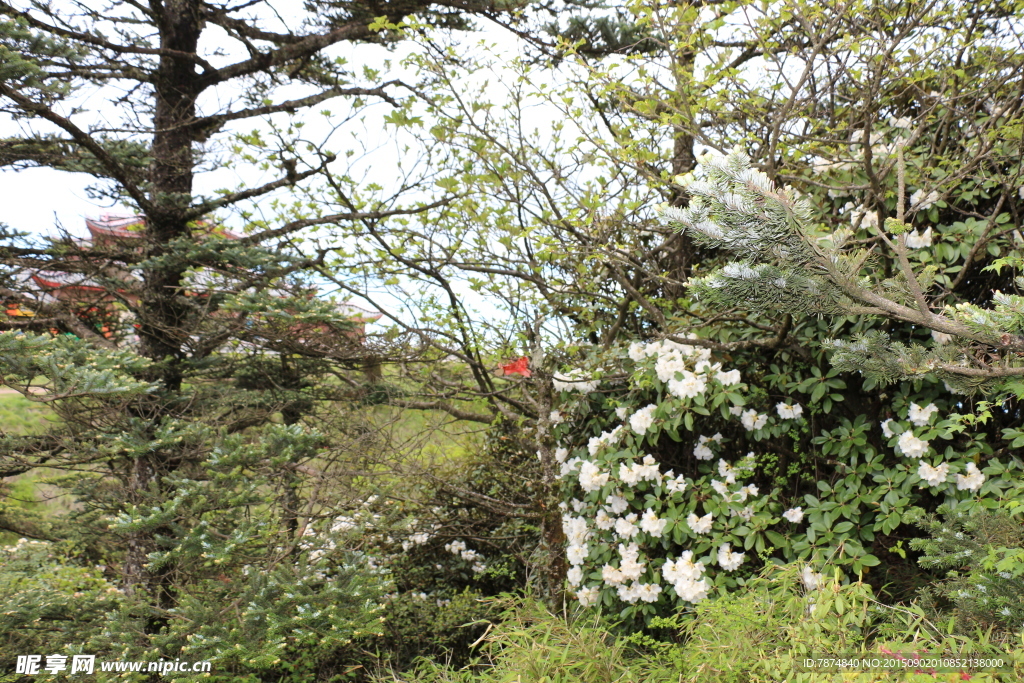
<box><xmin>0</xmin><ymin>24</ymin><xmax>515</xmax><ymax>238</ymax></box>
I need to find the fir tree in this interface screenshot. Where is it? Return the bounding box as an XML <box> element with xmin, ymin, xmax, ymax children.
<box><xmin>0</xmin><ymin>0</ymin><xmax>519</xmax><ymax>674</ymax></box>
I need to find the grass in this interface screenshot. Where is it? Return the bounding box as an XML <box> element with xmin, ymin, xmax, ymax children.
<box><xmin>0</xmin><ymin>391</ymin><xmax>55</xmax><ymax>436</ymax></box>
<box><xmin>380</xmin><ymin>566</ymin><xmax>1024</xmax><ymax>683</ymax></box>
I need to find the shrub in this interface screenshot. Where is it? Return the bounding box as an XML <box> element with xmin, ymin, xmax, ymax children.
<box><xmin>909</xmin><ymin>505</ymin><xmax>1024</xmax><ymax>640</ymax></box>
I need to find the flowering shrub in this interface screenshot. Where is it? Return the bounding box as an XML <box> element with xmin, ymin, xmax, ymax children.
<box><xmin>550</xmin><ymin>340</ymin><xmax>1024</xmax><ymax>621</ymax></box>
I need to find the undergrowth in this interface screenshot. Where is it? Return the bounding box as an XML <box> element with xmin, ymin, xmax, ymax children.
<box><xmin>381</xmin><ymin>562</ymin><xmax>1024</xmax><ymax>683</ymax></box>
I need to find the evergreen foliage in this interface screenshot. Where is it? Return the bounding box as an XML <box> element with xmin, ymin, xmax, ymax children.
<box><xmin>0</xmin><ymin>0</ymin><xmax>525</xmax><ymax>676</ymax></box>
<box><xmin>661</xmin><ymin>147</ymin><xmax>1024</xmax><ymax>395</ymax></box>
<box><xmin>909</xmin><ymin>506</ymin><xmax>1024</xmax><ymax>639</ymax></box>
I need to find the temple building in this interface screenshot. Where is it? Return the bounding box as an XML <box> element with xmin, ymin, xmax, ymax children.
<box><xmin>3</xmin><ymin>215</ymin><xmax>381</xmax><ymax>348</ymax></box>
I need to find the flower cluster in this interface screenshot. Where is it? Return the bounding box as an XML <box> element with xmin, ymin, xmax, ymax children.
<box><xmin>662</xmin><ymin>551</ymin><xmax>711</xmax><ymax>603</ymax></box>
<box><xmin>553</xmin><ymin>369</ymin><xmax>599</xmax><ymax>393</ymax></box>
<box><xmin>897</xmin><ymin>431</ymin><xmax>930</xmax><ymax>458</ymax></box>
<box><xmin>741</xmin><ymin>409</ymin><xmax>768</xmax><ymax>431</ymax></box>
<box><xmin>905</xmin><ymin>228</ymin><xmax>933</xmax><ymax>249</ymax></box>
<box><xmin>918</xmin><ymin>461</ymin><xmax>950</xmax><ymax>488</ymax></box>
<box><xmin>693</xmin><ymin>433</ymin><xmax>722</xmax><ymax>460</ymax></box>
<box><xmin>628</xmin><ymin>338</ymin><xmax>740</xmax><ymax>399</ymax></box>
<box><xmin>956</xmin><ymin>462</ymin><xmax>986</xmax><ymax>492</ymax></box>
<box><xmin>717</xmin><ymin>543</ymin><xmax>745</xmax><ymax>571</ymax></box>
<box><xmin>443</xmin><ymin>540</ymin><xmax>486</xmax><ymax>574</ymax></box>
<box><xmin>908</xmin><ymin>402</ymin><xmax>939</xmax><ymax>426</ymax></box>
<box><xmin>776</xmin><ymin>402</ymin><xmax>804</xmax><ymax>420</ymax></box>
<box><xmin>629</xmin><ymin>404</ymin><xmax>658</xmax><ymax>434</ymax></box>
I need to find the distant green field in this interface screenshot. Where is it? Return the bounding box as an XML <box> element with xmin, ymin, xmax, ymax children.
<box><xmin>0</xmin><ymin>392</ymin><xmax>55</xmax><ymax>436</ymax></box>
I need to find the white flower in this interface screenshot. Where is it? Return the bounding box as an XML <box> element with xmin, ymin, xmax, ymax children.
<box><xmin>617</xmin><ymin>581</ymin><xmax>641</xmax><ymax>604</ymax></box>
<box><xmin>694</xmin><ymin>442</ymin><xmax>714</xmax><ymax>460</ymax></box>
<box><xmin>472</xmin><ymin>561</ymin><xmax>487</xmax><ymax>574</ymax></box>
<box><xmin>711</xmin><ymin>479</ymin><xmax>730</xmax><ymax>497</ymax></box>
<box><xmin>559</xmin><ymin>457</ymin><xmax>582</xmax><ymax>479</ymax></box>
<box><xmin>602</xmin><ymin>564</ymin><xmax>625</xmax><ymax>586</ymax></box>
<box><xmin>674</xmin><ymin>577</ymin><xmax>711</xmax><ymax>603</ymax></box>
<box><xmin>717</xmin><ymin>459</ymin><xmax>736</xmax><ymax>484</ymax></box>
<box><xmin>619</xmin><ymin>462</ymin><xmax>641</xmax><ymax>486</ymax></box>
<box><xmin>636</xmin><ymin>454</ymin><xmax>662</xmax><ymax>482</ymax></box>
<box><xmin>663</xmin><ymin>551</ymin><xmax>705</xmax><ymax>583</ymax></box>
<box><xmin>595</xmin><ymin>508</ymin><xmax>615</xmax><ymax>530</ymax></box>
<box><xmin>665</xmin><ymin>474</ymin><xmax>688</xmax><ymax>494</ymax></box>
<box><xmin>606</xmin><ymin>494</ymin><xmax>628</xmax><ymax>515</ymax></box>
<box><xmin>640</xmin><ymin>509</ymin><xmax>668</xmax><ymax>537</ymax></box>
<box><xmin>908</xmin><ymin>402</ymin><xmax>939</xmax><ymax>427</ymax></box>
<box><xmin>618</xmin><ymin>542</ymin><xmax>645</xmax><ymax>580</ymax></box>
<box><xmin>898</xmin><ymin>431</ymin><xmax>930</xmax><ymax>458</ymax></box>
<box><xmin>918</xmin><ymin>461</ymin><xmax>949</xmax><ymax>488</ymax></box>
<box><xmin>910</xmin><ymin>189</ymin><xmax>941</xmax><ymax>210</ymax></box>
<box><xmin>553</xmin><ymin>369</ymin><xmax>599</xmax><ymax>393</ymax></box>
<box><xmin>576</xmin><ymin>586</ymin><xmax>599</xmax><ymax>607</ymax></box>
<box><xmin>733</xmin><ymin>506</ymin><xmax>754</xmax><ymax>521</ymax></box>
<box><xmin>628</xmin><ymin>342</ymin><xmax>647</xmax><ymax>362</ymax></box>
<box><xmin>694</xmin><ymin>359</ymin><xmax>715</xmax><ymax>375</ymax></box>
<box><xmin>956</xmin><ymin>462</ymin><xmax>986</xmax><ymax>492</ymax></box>
<box><xmin>655</xmin><ymin>353</ymin><xmax>688</xmax><ymax>383</ymax></box>
<box><xmin>905</xmin><ymin>227</ymin><xmax>933</xmax><ymax>249</ymax></box>
<box><xmin>741</xmin><ymin>409</ymin><xmax>768</xmax><ymax>431</ymax></box>
<box><xmin>687</xmin><ymin>512</ymin><xmax>713</xmax><ymax>534</ymax></box>
<box><xmin>554</xmin><ymin>447</ymin><xmax>569</xmax><ymax>463</ymax></box>
<box><xmin>776</xmin><ymin>402</ymin><xmax>804</xmax><ymax>419</ymax></box>
<box><xmin>579</xmin><ymin>461</ymin><xmax>610</xmax><ymax>493</ymax></box>
<box><xmin>783</xmin><ymin>507</ymin><xmax>804</xmax><ymax>523</ymax></box>
<box><xmin>615</xmin><ymin>514</ymin><xmax>639</xmax><ymax>540</ymax></box>
<box><xmin>801</xmin><ymin>565</ymin><xmax>824</xmax><ymax>591</ymax></box>
<box><xmin>587</xmin><ymin>426</ymin><xmax>624</xmax><ymax>456</ymax></box>
<box><xmin>715</xmin><ymin>368</ymin><xmax>742</xmax><ymax>386</ymax></box>
<box><xmin>717</xmin><ymin>543</ymin><xmax>745</xmax><ymax>571</ymax></box>
<box><xmin>566</xmin><ymin>543</ymin><xmax>588</xmax><ymax>565</ymax></box>
<box><xmin>881</xmin><ymin>419</ymin><xmax>895</xmax><ymax>438</ymax></box>
<box><xmin>742</xmin><ymin>484</ymin><xmax>759</xmax><ymax>497</ymax></box>
<box><xmin>629</xmin><ymin>404</ymin><xmax>658</xmax><ymax>434</ymax></box>
<box><xmin>571</xmin><ymin>498</ymin><xmax>586</xmax><ymax>513</ymax></box>
<box><xmin>729</xmin><ymin>405</ymin><xmax>744</xmax><ymax>416</ymax></box>
<box><xmin>615</xmin><ymin>406</ymin><xmax>629</xmax><ymax>420</ymax></box>
<box><xmin>668</xmin><ymin>372</ymin><xmax>707</xmax><ymax>399</ymax></box>
<box><xmin>445</xmin><ymin>540</ymin><xmax>466</xmax><ymax>554</ymax></box>
<box><xmin>851</xmin><ymin>208</ymin><xmax>879</xmax><ymax>229</ymax></box>
<box><xmin>562</xmin><ymin>515</ymin><xmax>591</xmax><ymax>545</ymax></box>
<box><xmin>567</xmin><ymin>565</ymin><xmax>583</xmax><ymax>587</ymax></box>
<box><xmin>636</xmin><ymin>582</ymin><xmax>663</xmax><ymax>603</ymax></box>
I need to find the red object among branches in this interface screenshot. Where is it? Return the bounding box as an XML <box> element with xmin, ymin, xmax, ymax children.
<box><xmin>500</xmin><ymin>356</ymin><xmax>531</xmax><ymax>377</ymax></box>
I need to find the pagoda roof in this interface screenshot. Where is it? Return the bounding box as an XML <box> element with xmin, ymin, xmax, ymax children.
<box><xmin>85</xmin><ymin>214</ymin><xmax>242</xmax><ymax>241</ymax></box>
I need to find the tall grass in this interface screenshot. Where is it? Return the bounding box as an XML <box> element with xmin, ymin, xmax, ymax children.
<box><xmin>381</xmin><ymin>564</ymin><xmax>1024</xmax><ymax>683</ymax></box>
